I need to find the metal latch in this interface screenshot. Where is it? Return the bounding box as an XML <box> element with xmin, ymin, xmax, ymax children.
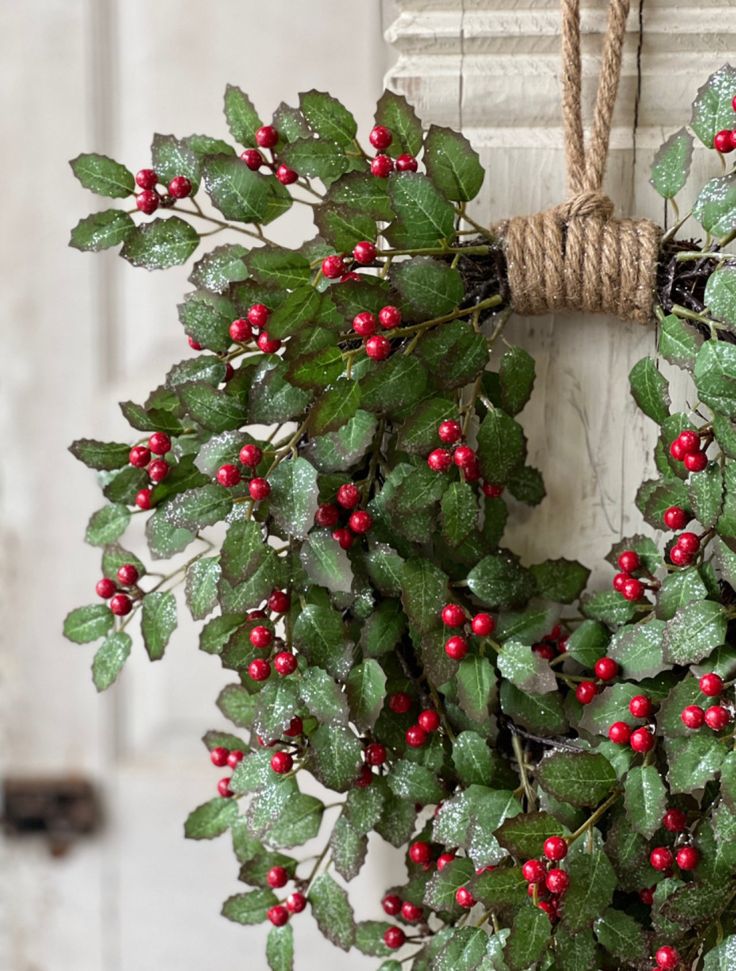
<box><xmin>2</xmin><ymin>777</ymin><xmax>101</xmax><ymax>855</ymax></box>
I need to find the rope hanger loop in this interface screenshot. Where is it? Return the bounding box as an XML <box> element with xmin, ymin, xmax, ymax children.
<box><xmin>498</xmin><ymin>0</ymin><xmax>661</xmax><ymax>326</ymax></box>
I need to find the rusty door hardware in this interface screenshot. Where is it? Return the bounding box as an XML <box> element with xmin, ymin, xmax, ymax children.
<box><xmin>2</xmin><ymin>777</ymin><xmax>101</xmax><ymax>855</ymax></box>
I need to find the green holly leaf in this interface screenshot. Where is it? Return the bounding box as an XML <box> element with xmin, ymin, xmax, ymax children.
<box><xmin>346</xmin><ymin>659</ymin><xmax>386</xmax><ymax>732</ymax></box>
<box><xmin>537</xmin><ymin>751</ymin><xmax>617</xmax><ymax>808</ymax></box>
<box><xmin>329</xmin><ymin>815</ymin><xmax>368</xmax><ymax>882</ymax></box>
<box><xmin>663</xmin><ymin>600</ymin><xmax>727</xmax><ymax>665</ymax></box>
<box><xmin>529</xmin><ymin>559</ymin><xmax>589</xmax><ymax>604</ymax></box>
<box><xmin>399</xmin><ymin>557</ymin><xmax>448</xmax><ymax>634</ymax></box>
<box><xmin>451</xmin><ymin>731</ymin><xmax>495</xmax><ymax>786</ymax></box>
<box><xmin>579</xmin><ymin>683</ymin><xmax>647</xmax><ymax>735</ymax></box>
<box><xmin>324</xmin><ymin>172</ymin><xmax>393</xmax><ymax>221</ymax></box>
<box><xmin>498</xmin><ymin>641</ymin><xmax>556</xmax><ymax>694</ymax></box>
<box><xmin>216</xmin><ymin>683</ymin><xmax>255</xmax><ymax>729</ymax></box>
<box><xmin>222</xmin><ymin>888</ymin><xmax>278</xmax><ymax>925</ymax></box>
<box><xmin>308</xmin><ymin>873</ymin><xmax>356</xmax><ymax>951</ymax></box>
<box><xmin>313</xmin><ymin>202</ymin><xmax>376</xmax><ymax>251</ymax></box>
<box><xmin>455</xmin><ymin>656</ymin><xmax>496</xmax><ymax>724</ymax></box>
<box><xmin>416</xmin><ymin>320</ymin><xmax>488</xmax><ymax>391</ymax></box>
<box><xmin>629</xmin><ymin>357</ymin><xmax>670</xmax><ymax>424</ymax></box>
<box><xmin>471</xmin><ymin>866</ymin><xmax>527</xmax><ymax>916</ymax></box>
<box><xmin>704</xmin><ymin>935</ymin><xmax>736</xmax><ymax>971</ymax></box>
<box><xmin>293</xmin><ymin>603</ymin><xmax>353</xmax><ymax>680</ymax></box>
<box><xmin>658</xmin><ymin>312</ymin><xmax>702</xmax><ymax>369</ymax></box>
<box><xmin>151</xmin><ymin>133</ymin><xmax>201</xmax><ymax>191</ymax></box>
<box><xmin>185</xmin><ymin>556</ymin><xmax>220</xmax><ymax>620</ymax></box>
<box><xmin>500</xmin><ymin>681</ymin><xmax>568</xmax><ymax>736</ymax></box>
<box><xmin>121</xmin><ymin>216</ymin><xmax>199</xmax><ymax>269</ymax></box>
<box><xmin>179</xmin><ymin>382</ymin><xmax>244</xmax><ymax>431</ymax></box>
<box><xmin>424</xmin><ymin>124</ymin><xmax>485</xmax><ymax>202</ymax></box>
<box><xmin>69</xmin><ymin>439</ymin><xmax>131</xmax><ymax>471</ymax></box>
<box><xmin>287</xmin><ymin>345</ymin><xmax>344</xmax><ymax>390</ymax></box>
<box><xmin>354</xmin><ymin>921</ymin><xmax>393</xmax><ymax>959</ymax></box>
<box><xmin>706</xmin><ymin>265</ymin><xmax>736</xmax><ymax>328</ymax></box>
<box><xmin>161</xmin><ymin>484</ymin><xmax>233</xmax><ymax>532</ymax></box>
<box><xmin>650</xmin><ymin>127</ymin><xmax>694</xmax><ymax>199</ymax></box>
<box><xmin>388</xmin><ymin>759</ymin><xmax>444</xmax><ymax>805</ymax></box>
<box><xmin>223</xmin><ymin>85</ymin><xmax>261</xmax><ymax>146</ymax></box>
<box><xmin>607</xmin><ymin>619</ymin><xmax>670</xmax><ymax>680</ymax></box>
<box><xmin>92</xmin><ymin>631</ymin><xmax>132</xmax><ymax>691</ymax></box>
<box><xmin>85</xmin><ymin>504</ymin><xmax>130</xmax><ymax>546</ymax></box>
<box><xmin>375</xmin><ymin>91</ymin><xmax>423</xmax><ymax>157</ymax></box>
<box><xmin>203</xmin><ymin>155</ymin><xmax>270</xmax><ymax>222</ymax></box>
<box><xmin>178</xmin><ymin>289</ymin><xmax>237</xmax><ymax>353</ymax></box>
<box><xmin>267</xmin><ymin>457</ymin><xmax>319</xmax><ymax>539</ymax></box>
<box><xmin>299</xmin><ymin>667</ymin><xmax>348</xmax><ymax>724</ymax></box>
<box><xmin>300</xmin><ymin>529</ymin><xmax>353</xmax><ymax>596</ymax></box>
<box><xmin>594</xmin><ymin>908</ymin><xmax>649</xmax><ymax>965</ymax></box>
<box><xmin>467</xmin><ymin>552</ymin><xmax>535</xmax><ymax>610</ymax></box>
<box><xmin>253</xmin><ymin>679</ymin><xmax>300</xmax><ymax>742</ymax></box>
<box><xmin>690</xmin><ymin>64</ymin><xmax>736</xmax><ymax>147</ymax></box>
<box><xmin>495</xmin><ymin>812</ymin><xmax>567</xmax><ymax>862</ymax></box>
<box><xmin>184</xmin><ymin>796</ymin><xmax>238</xmax><ymax>840</ymax></box>
<box><xmin>693</xmin><ymin>172</ymin><xmax>736</xmax><ymax>237</ymax></box>
<box><xmin>280</xmin><ymin>138</ymin><xmax>350</xmax><ymax>184</ymax></box>
<box><xmin>299</xmin><ymin>89</ymin><xmax>357</xmax><ymax>147</ymax></box>
<box><xmin>360</xmin><ymin>355</ymin><xmax>429</xmax><ymax>418</ymax></box>
<box><xmin>392</xmin><ymin>257</ymin><xmax>464</xmax><ymax>317</ymax></box>
<box><xmin>441</xmin><ymin>480</ymin><xmax>478</xmax><ymax>547</ymax></box>
<box><xmin>505</xmin><ymin>906</ymin><xmax>551</xmax><ymax>971</ymax></box>
<box><xmin>70</xmin><ymin>209</ymin><xmax>135</xmax><ymax>251</ymax></box>
<box><xmin>665</xmin><ymin>734</ymin><xmax>725</xmax><ymax>793</ymax></box>
<box><xmin>424</xmin><ymin>856</ymin><xmax>475</xmax><ymax>913</ymax></box>
<box><xmin>63</xmin><ymin>604</ymin><xmax>114</xmax><ymax>644</ymax></box>
<box><xmin>309</xmin><ymin>379</ymin><xmax>361</xmax><ymax>435</ymax></box>
<box><xmin>141</xmin><ymin>591</ymin><xmax>177</xmax><ymax>661</ymax></box>
<box><xmin>249</xmin><ymin>358</ymin><xmax>312</xmax><ymax>423</ymax></box>
<box><xmin>385</xmin><ymin>173</ymin><xmax>455</xmax><ymax>247</ymax></box>
<box><xmin>70</xmin><ymin>152</ymin><xmax>135</xmax><ymax>197</ymax></box>
<box><xmin>559</xmin><ymin>838</ymin><xmax>616</xmax><ymax>932</ymax></box>
<box><xmin>582</xmin><ymin>589</ymin><xmax>638</xmax><ymax>626</ymax></box>
<box><xmin>266</xmin><ymin>925</ymin><xmax>294</xmax><ymax>971</ymax></box>
<box><xmin>689</xmin><ymin>462</ymin><xmax>724</xmax><ymax>528</ymax></box>
<box><xmin>565</xmin><ymin>619</ymin><xmax>609</xmax><ymax>667</ymax></box>
<box><xmin>624</xmin><ymin>764</ymin><xmax>666</xmax><ymax>840</ymax></box>
<box><xmin>476</xmin><ymin>409</ymin><xmax>526</xmax><ymax>485</ymax></box>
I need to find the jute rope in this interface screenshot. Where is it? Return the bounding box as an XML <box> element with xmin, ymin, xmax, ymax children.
<box><xmin>499</xmin><ymin>0</ymin><xmax>661</xmax><ymax>325</ymax></box>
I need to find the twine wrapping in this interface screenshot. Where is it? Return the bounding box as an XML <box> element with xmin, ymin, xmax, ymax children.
<box><xmin>499</xmin><ymin>0</ymin><xmax>661</xmax><ymax>325</ymax></box>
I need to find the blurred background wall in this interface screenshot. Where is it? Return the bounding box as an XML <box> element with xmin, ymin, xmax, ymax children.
<box><xmin>2</xmin><ymin>2</ymin><xmax>736</xmax><ymax>969</ymax></box>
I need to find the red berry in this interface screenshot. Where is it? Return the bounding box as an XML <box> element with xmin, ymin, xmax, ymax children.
<box><xmin>655</xmin><ymin>945</ymin><xmax>680</xmax><ymax>970</ymax></box>
<box><xmin>240</xmin><ymin>149</ymin><xmax>263</xmax><ymax>170</ymax></box>
<box><xmin>148</xmin><ymin>459</ymin><xmax>169</xmax><ymax>483</ymax></box>
<box><xmin>629</xmin><ymin>695</ymin><xmax>653</xmax><ymax>718</ymax></box>
<box><xmin>168</xmin><ymin>175</ymin><xmax>191</xmax><ymax>199</ymax></box>
<box><xmin>649</xmin><ymin>846</ymin><xmax>674</xmax><ymax>871</ymax></box>
<box><xmin>353</xmin><ymin>241</ymin><xmax>377</xmax><ymax>265</ymax></box>
<box><xmin>270</xmin><ymin>751</ymin><xmax>293</xmax><ymax>774</ymax></box>
<box><xmin>522</xmin><ymin>859</ymin><xmax>546</xmax><ymax>883</ymax></box>
<box><xmin>700</xmin><ymin>672</ymin><xmax>724</xmax><ymax>697</ymax></box>
<box><xmin>355</xmin><ymin>767</ymin><xmax>373</xmax><ymax>786</ymax></box>
<box><xmin>337</xmin><ymin>483</ymin><xmax>361</xmax><ymax>509</ymax></box>
<box><xmin>217</xmin><ymin>777</ymin><xmax>233</xmax><ymax>798</ymax></box>
<box><xmin>239</xmin><ymin>443</ymin><xmax>262</xmax><ymax>467</ymax></box>
<box><xmin>365</xmin><ymin>334</ymin><xmax>391</xmax><ymax>360</ymax></box>
<box><xmin>284</xmin><ymin>716</ymin><xmax>303</xmax><ymax>738</ymax></box>
<box><xmin>444</xmin><ymin>635</ymin><xmax>468</xmax><ymax>660</ymax></box>
<box><xmin>675</xmin><ymin>845</ymin><xmax>699</xmax><ymax>871</ymax></box>
<box><xmin>349</xmin><ymin>510</ymin><xmax>373</xmax><ymax>534</ymax></box>
<box><xmin>136</xmin><ymin>189</ymin><xmax>159</xmax><ymax>214</ymax></box>
<box><xmin>273</xmin><ymin>651</ymin><xmax>297</xmax><ymax>676</ymax></box>
<box><xmin>383</xmin><ymin>926</ymin><xmax>405</xmax><ymax>950</ymax></box>
<box><xmin>669</xmin><ymin>545</ymin><xmax>693</xmax><ymax>567</ymax></box>
<box><xmin>210</xmin><ymin>746</ymin><xmax>228</xmax><ymax>767</ymax></box>
<box><xmin>576</xmin><ymin>681</ymin><xmax>598</xmax><ymax>705</ymax></box>
<box><xmin>267</xmin><ymin>589</ymin><xmax>290</xmax><ymax>614</ymax></box>
<box><xmin>227</xmin><ymin>750</ymin><xmax>244</xmax><ymax>768</ymax></box>
<box><xmin>409</xmin><ymin>841</ymin><xmax>431</xmax><ymax>865</ymax></box>
<box><xmin>248</xmin><ymin>658</ymin><xmax>271</xmax><ymax>682</ymax></box>
<box><xmin>109</xmin><ymin>593</ymin><xmax>132</xmax><ymax>616</ymax></box>
<box><xmin>418</xmin><ymin>710</ymin><xmax>440</xmax><ymax>733</ymax></box>
<box><xmin>482</xmin><ymin>481</ymin><xmax>504</xmax><ymax>497</ymax></box>
<box><xmin>677</xmin><ymin>430</ymin><xmax>700</xmax><ymax>454</ymax></box>
<box><xmin>129</xmin><ymin>445</ymin><xmax>151</xmax><ymax>468</ymax></box>
<box><xmin>382</xmin><ymin>894</ymin><xmax>401</xmax><ymax>916</ymax></box>
<box><xmin>427</xmin><ymin>448</ymin><xmax>453</xmax><ymax>472</ymax></box>
<box><xmin>369</xmin><ymin>125</ymin><xmax>393</xmax><ymax>150</ymax></box>
<box><xmin>715</xmin><ymin>129</ymin><xmax>734</xmax><ymax>152</ymax></box>
<box><xmin>136</xmin><ymin>168</ymin><xmax>157</xmax><ymax>189</ymax></box>
<box><xmin>455</xmin><ymin>886</ymin><xmax>475</xmax><ymax>909</ymax></box>
<box><xmin>669</xmin><ymin>439</ymin><xmax>685</xmax><ymax>461</ymax></box>
<box><xmin>321</xmin><ymin>255</ymin><xmax>346</xmax><ymax>279</ymax></box>
<box><xmin>441</xmin><ymin>603</ymin><xmax>466</xmax><ymax>627</ymax></box>
<box><xmin>340</xmin><ymin>271</ymin><xmax>361</xmax><ymax>283</ymax></box>
<box><xmin>249</xmin><ymin>477</ymin><xmax>270</xmax><ymax>501</ymax></box>
<box><xmin>257</xmin><ymin>331</ymin><xmax>281</xmax><ymax>354</ymax></box>
<box><xmin>267</xmin><ymin>865</ymin><xmax>288</xmax><ymax>889</ymax></box>
<box><xmin>437</xmin><ymin>852</ymin><xmax>455</xmax><ymax>871</ymax></box>
<box><xmin>378</xmin><ymin>305</ymin><xmax>402</xmax><ymax>329</ymax></box>
<box><xmin>438</xmin><ymin>420</ymin><xmax>462</xmax><ymax>444</ymax></box>
<box><xmin>595</xmin><ymin>657</ymin><xmax>619</xmax><ymax>681</ymax></box>
<box><xmin>639</xmin><ymin>887</ymin><xmax>655</xmax><ymax>905</ymax></box>
<box><xmin>247</xmin><ymin>610</ymin><xmax>267</xmax><ymax>620</ymax></box>
<box><xmin>188</xmin><ymin>336</ymin><xmax>203</xmax><ymax>351</ymax></box>
<box><xmin>96</xmin><ymin>577</ymin><xmax>116</xmax><ymax>599</ymax></box>
<box><xmin>249</xmin><ymin>625</ymin><xmax>273</xmax><ymax>649</ymax></box>
<box><xmin>388</xmin><ymin>692</ymin><xmax>411</xmax><ymax>714</ymax></box>
<box><xmin>247</xmin><ymin>304</ymin><xmax>270</xmax><ymax>328</ymax></box>
<box><xmin>229</xmin><ymin>317</ymin><xmax>253</xmax><ymax>342</ymax></box>
<box><xmin>684</xmin><ymin>450</ymin><xmax>708</xmax><ymax>472</ymax></box>
<box><xmin>275</xmin><ymin>164</ymin><xmax>298</xmax><ymax>185</ymax></box>
<box><xmin>117</xmin><ymin>563</ymin><xmax>139</xmax><ymax>587</ymax></box>
<box><xmin>146</xmin><ymin>433</ymin><xmax>170</xmax><ymax>457</ymax></box>
<box><xmin>267</xmin><ymin>905</ymin><xmax>289</xmax><ymax>927</ymax></box>
<box><xmin>286</xmin><ymin>891</ymin><xmax>306</xmax><ymax>913</ymax></box>
<box><xmin>401</xmin><ymin>900</ymin><xmax>422</xmax><ymax>922</ymax></box>
<box><xmin>545</xmin><ymin>869</ymin><xmax>569</xmax><ymax>894</ymax></box>
<box><xmin>677</xmin><ymin>531</ymin><xmax>700</xmax><ymax>554</ymax></box>
<box><xmin>135</xmin><ymin>488</ymin><xmax>153</xmax><ymax>510</ymax></box>
<box><xmin>621</xmin><ymin>577</ymin><xmax>644</xmax><ymax>601</ymax></box>
<box><xmin>396</xmin><ymin>153</ymin><xmax>418</xmax><ymax>172</ymax></box>
<box><xmin>370</xmin><ymin>155</ymin><xmax>393</xmax><ymax>178</ymax></box>
<box><xmin>405</xmin><ymin>724</ymin><xmax>427</xmax><ymax>748</ymax></box>
<box><xmin>612</xmin><ymin>571</ymin><xmax>629</xmax><ymax>592</ymax></box>
<box><xmin>365</xmin><ymin>742</ymin><xmax>386</xmax><ymax>766</ymax></box>
<box><xmin>543</xmin><ymin>836</ymin><xmax>568</xmax><ymax>861</ymax></box>
<box><xmin>255</xmin><ymin>126</ymin><xmax>278</xmax><ymax>149</ymax></box>
<box><xmin>608</xmin><ymin>721</ymin><xmax>632</xmax><ymax>745</ymax></box>
<box><xmin>332</xmin><ymin>528</ymin><xmax>354</xmax><ymax>549</ymax></box>
<box><xmin>662</xmin><ymin>808</ymin><xmax>687</xmax><ymax>833</ymax></box>
<box><xmin>705</xmin><ymin>705</ymin><xmax>731</xmax><ymax>731</ymax></box>
<box><xmin>681</xmin><ymin>705</ymin><xmax>705</xmax><ymax>729</ymax></box>
<box><xmin>630</xmin><ymin>727</ymin><xmax>656</xmax><ymax>753</ymax></box>
<box><xmin>618</xmin><ymin>551</ymin><xmax>639</xmax><ymax>573</ymax></box>
<box><xmin>217</xmin><ymin>464</ymin><xmax>241</xmax><ymax>487</ymax></box>
<box><xmin>471</xmin><ymin>612</ymin><xmax>495</xmax><ymax>636</ymax></box>
<box><xmin>315</xmin><ymin>503</ymin><xmax>340</xmax><ymax>527</ymax></box>
<box><xmin>538</xmin><ymin>899</ymin><xmax>557</xmax><ymax>919</ymax></box>
<box><xmin>352</xmin><ymin>311</ymin><xmax>377</xmax><ymax>336</ymax></box>
<box><xmin>664</xmin><ymin>506</ymin><xmax>688</xmax><ymax>529</ymax></box>
<box><xmin>453</xmin><ymin>445</ymin><xmax>476</xmax><ymax>468</ymax></box>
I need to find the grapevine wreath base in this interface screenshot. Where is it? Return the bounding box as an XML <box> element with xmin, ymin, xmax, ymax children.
<box><xmin>64</xmin><ymin>1</ymin><xmax>736</xmax><ymax>968</ymax></box>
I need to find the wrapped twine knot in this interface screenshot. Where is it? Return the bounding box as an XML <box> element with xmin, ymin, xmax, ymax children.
<box><xmin>499</xmin><ymin>0</ymin><xmax>661</xmax><ymax>326</ymax></box>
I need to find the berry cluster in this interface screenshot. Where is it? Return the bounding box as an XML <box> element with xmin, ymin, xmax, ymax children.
<box><xmin>574</xmin><ymin>655</ymin><xmax>620</xmax><ymax>706</ymax></box>
<box><xmin>607</xmin><ymin>691</ymin><xmax>657</xmax><ymax>753</ymax></box>
<box><xmin>240</xmin><ymin>124</ymin><xmax>298</xmax><ymax>186</ymax></box>
<box><xmin>521</xmin><ymin>836</ymin><xmax>569</xmax><ymax>922</ymax></box>
<box><xmin>240</xmin><ymin>591</ymin><xmax>293</xmax><ymax>684</ymax></box>
<box><xmin>350</xmin><ymin>301</ymin><xmax>402</xmax><ymax>362</ymax></box>
<box><xmin>129</xmin><ymin>432</ymin><xmax>173</xmax><ymax>510</ymax></box>
<box><xmin>260</xmin><ymin>860</ymin><xmax>307</xmax><ymax>928</ymax></box>
<box><xmin>228</xmin><ymin>302</ymin><xmax>281</xmax><ymax>355</ymax></box>
<box><xmin>680</xmin><ymin>672</ymin><xmax>732</xmax><ymax>731</ymax></box>
<box><xmin>209</xmin><ymin>744</ymin><xmax>245</xmax><ymax>798</ymax></box>
<box><xmin>668</xmin><ymin>428</ymin><xmax>708</xmax><ymax>473</ymax></box>
<box><xmin>668</xmin><ymin>530</ymin><xmax>701</xmax><ymax>568</ymax></box>
<box><xmin>427</xmin><ymin>420</ymin><xmax>479</xmax><ymax>481</ymax></box>
<box><xmin>367</xmin><ymin>124</ymin><xmax>418</xmax><ymax>179</ymax></box>
<box><xmin>215</xmin><ymin>442</ymin><xmax>270</xmax><ymax>501</ymax></box>
<box><xmin>531</xmin><ymin>624</ymin><xmax>568</xmax><ymax>661</ymax></box>
<box><xmin>314</xmin><ymin>482</ymin><xmax>373</xmax><ymax>549</ymax></box>
<box><xmin>610</xmin><ymin>549</ymin><xmax>650</xmax><ymax>602</ymax></box>
<box><xmin>134</xmin><ymin>167</ymin><xmax>192</xmax><ymax>215</ymax></box>
<box><xmin>95</xmin><ymin>561</ymin><xmax>140</xmax><ymax>617</ymax></box>
<box><xmin>441</xmin><ymin>602</ymin><xmax>496</xmax><ymax>660</ymax></box>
